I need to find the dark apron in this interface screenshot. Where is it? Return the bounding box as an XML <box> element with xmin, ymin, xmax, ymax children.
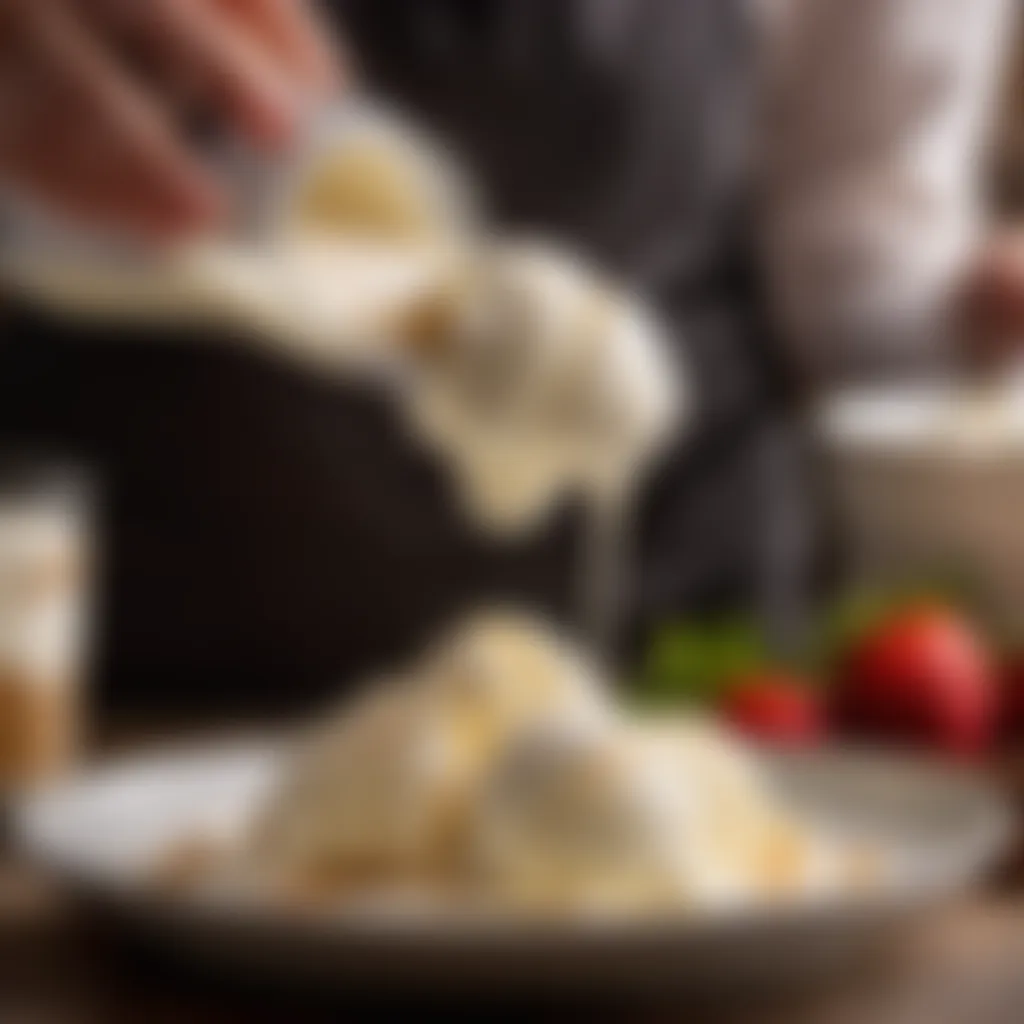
<box><xmin>0</xmin><ymin>0</ymin><xmax>810</xmax><ymax>712</ymax></box>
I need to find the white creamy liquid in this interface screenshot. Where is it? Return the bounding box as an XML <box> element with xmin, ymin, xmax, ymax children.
<box><xmin>576</xmin><ymin>495</ymin><xmax>628</xmax><ymax>662</ymax></box>
<box><xmin>0</xmin><ymin>107</ymin><xmax>683</xmax><ymax>650</ymax></box>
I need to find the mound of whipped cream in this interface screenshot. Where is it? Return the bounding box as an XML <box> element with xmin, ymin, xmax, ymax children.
<box><xmin>0</xmin><ymin>107</ymin><xmax>681</xmax><ymax>534</ymax></box>
<box><xmin>213</xmin><ymin>612</ymin><xmax>876</xmax><ymax>916</ymax></box>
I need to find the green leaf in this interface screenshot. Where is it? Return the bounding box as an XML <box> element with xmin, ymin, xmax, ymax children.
<box><xmin>633</xmin><ymin>618</ymin><xmax>769</xmax><ymax>709</ymax></box>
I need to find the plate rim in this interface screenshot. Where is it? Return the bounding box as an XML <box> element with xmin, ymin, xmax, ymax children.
<box><xmin>14</xmin><ymin>736</ymin><xmax>1017</xmax><ymax>943</ymax></box>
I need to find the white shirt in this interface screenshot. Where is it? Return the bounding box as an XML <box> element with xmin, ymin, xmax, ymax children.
<box><xmin>759</xmin><ymin>0</ymin><xmax>1016</xmax><ymax>379</ymax></box>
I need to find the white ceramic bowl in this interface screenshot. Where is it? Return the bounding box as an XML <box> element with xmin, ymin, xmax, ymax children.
<box><xmin>819</xmin><ymin>381</ymin><xmax>1024</xmax><ymax>626</ymax></box>
<box><xmin>15</xmin><ymin>739</ymin><xmax>1013</xmax><ymax>998</ymax></box>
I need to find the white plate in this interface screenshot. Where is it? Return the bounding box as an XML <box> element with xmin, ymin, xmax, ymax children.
<box><xmin>14</xmin><ymin>740</ymin><xmax>1015</xmax><ymax>997</ymax></box>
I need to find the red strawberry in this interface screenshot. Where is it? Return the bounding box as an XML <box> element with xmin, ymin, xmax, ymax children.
<box><xmin>832</xmin><ymin>605</ymin><xmax>996</xmax><ymax>757</ymax></box>
<box><xmin>721</xmin><ymin>673</ymin><xmax>824</xmax><ymax>746</ymax></box>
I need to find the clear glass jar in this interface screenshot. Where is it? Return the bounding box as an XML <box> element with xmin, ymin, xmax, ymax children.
<box><xmin>0</xmin><ymin>457</ymin><xmax>93</xmax><ymax>790</ymax></box>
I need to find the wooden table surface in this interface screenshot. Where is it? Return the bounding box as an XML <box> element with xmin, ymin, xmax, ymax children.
<box><xmin>2</xmin><ymin>724</ymin><xmax>1023</xmax><ymax>1024</ymax></box>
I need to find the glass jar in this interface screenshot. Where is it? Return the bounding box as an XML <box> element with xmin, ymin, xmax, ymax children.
<box><xmin>0</xmin><ymin>457</ymin><xmax>93</xmax><ymax>791</ymax></box>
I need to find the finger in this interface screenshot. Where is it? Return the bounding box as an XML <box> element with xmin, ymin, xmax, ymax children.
<box><xmin>143</xmin><ymin>0</ymin><xmax>306</xmax><ymax>149</ymax></box>
<box><xmin>79</xmin><ymin>0</ymin><xmax>216</xmax><ymax>126</ymax></box>
<box><xmin>2</xmin><ymin>146</ymin><xmax>189</xmax><ymax>241</ymax></box>
<box><xmin>8</xmin><ymin>3</ymin><xmax>225</xmax><ymax>236</ymax></box>
<box><xmin>1</xmin><ymin>95</ymin><xmax>220</xmax><ymax>240</ymax></box>
<box><xmin>210</xmin><ymin>0</ymin><xmax>342</xmax><ymax>91</ymax></box>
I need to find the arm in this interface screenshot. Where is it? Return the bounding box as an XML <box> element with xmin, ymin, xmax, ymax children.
<box><xmin>759</xmin><ymin>0</ymin><xmax>1015</xmax><ymax>380</ymax></box>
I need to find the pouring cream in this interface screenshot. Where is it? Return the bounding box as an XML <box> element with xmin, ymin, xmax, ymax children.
<box><xmin>0</xmin><ymin>106</ymin><xmax>684</xmax><ymax>648</ymax></box>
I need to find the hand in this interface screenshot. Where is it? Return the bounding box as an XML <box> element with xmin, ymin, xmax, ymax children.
<box><xmin>960</xmin><ymin>228</ymin><xmax>1024</xmax><ymax>368</ymax></box>
<box><xmin>0</xmin><ymin>0</ymin><xmax>342</xmax><ymax>240</ymax></box>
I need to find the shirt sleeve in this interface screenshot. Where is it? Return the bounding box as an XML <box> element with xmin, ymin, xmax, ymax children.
<box><xmin>758</xmin><ymin>0</ymin><xmax>1016</xmax><ymax>380</ymax></box>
